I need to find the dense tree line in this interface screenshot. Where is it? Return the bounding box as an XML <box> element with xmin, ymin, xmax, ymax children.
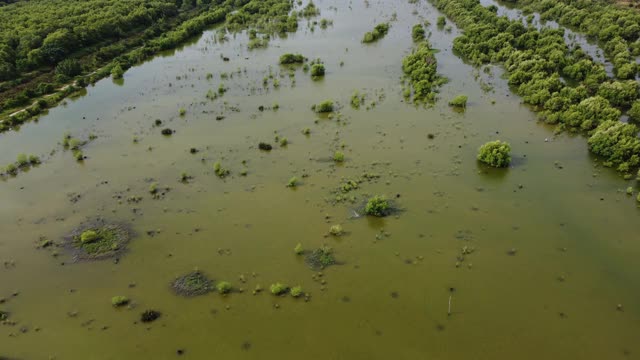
<box><xmin>505</xmin><ymin>0</ymin><xmax>640</xmax><ymax>80</ymax></box>
<box><xmin>0</xmin><ymin>0</ymin><xmax>300</xmax><ymax>130</ymax></box>
<box><xmin>432</xmin><ymin>0</ymin><xmax>640</xmax><ymax>175</ymax></box>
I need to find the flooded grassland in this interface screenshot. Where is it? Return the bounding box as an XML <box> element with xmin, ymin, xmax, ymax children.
<box><xmin>1</xmin><ymin>0</ymin><xmax>640</xmax><ymax>359</ymax></box>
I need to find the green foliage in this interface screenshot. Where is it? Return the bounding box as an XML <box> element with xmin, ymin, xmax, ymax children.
<box><xmin>111</xmin><ymin>296</ymin><xmax>130</xmax><ymax>307</ymax></box>
<box><xmin>350</xmin><ymin>91</ymin><xmax>364</xmax><ymax>109</ymax></box>
<box><xmin>279</xmin><ymin>53</ymin><xmax>305</xmax><ymax>64</ymax></box>
<box><xmin>111</xmin><ymin>63</ymin><xmax>124</xmax><ymax>79</ymax></box>
<box><xmin>365</xmin><ymin>195</ymin><xmax>390</xmax><ymax>217</ymax></box>
<box><xmin>588</xmin><ymin>120</ymin><xmax>640</xmax><ymax>172</ymax></box>
<box><xmin>4</xmin><ymin>163</ymin><xmax>17</xmax><ymax>175</ymax></box>
<box><xmin>477</xmin><ymin>140</ymin><xmax>511</xmax><ymax>168</ymax></box>
<box><xmin>597</xmin><ymin>81</ymin><xmax>639</xmax><ymax>107</ymax></box>
<box><xmin>172</xmin><ymin>271</ymin><xmax>212</xmax><ymax>297</ymax></box>
<box><xmin>149</xmin><ymin>182</ymin><xmax>158</xmax><ymax>194</ymax></box>
<box><xmin>629</xmin><ymin>101</ymin><xmax>640</xmax><ymax>123</ymax></box>
<box><xmin>55</xmin><ymin>59</ymin><xmax>82</xmax><ymax>77</ymax></box>
<box><xmin>449</xmin><ymin>95</ymin><xmax>468</xmax><ymax>108</ymax></box>
<box><xmin>362</xmin><ymin>23</ymin><xmax>390</xmax><ymax>43</ymax></box>
<box><xmin>216</xmin><ymin>281</ymin><xmax>232</xmax><ymax>294</ymax></box>
<box><xmin>80</xmin><ymin>230</ymin><xmax>99</xmax><ymax>244</ymax></box>
<box><xmin>287</xmin><ymin>176</ymin><xmax>298</xmax><ymax>187</ymax></box>
<box><xmin>437</xmin><ymin>16</ymin><xmax>446</xmax><ymax>27</ymax></box>
<box><xmin>270</xmin><ymin>283</ymin><xmax>289</xmax><ymax>295</ymax></box>
<box><xmin>310</xmin><ymin>63</ymin><xmax>325</xmax><ymax>77</ymax></box>
<box><xmin>290</xmin><ymin>286</ymin><xmax>303</xmax><ymax>297</ymax></box>
<box><xmin>214</xmin><ymin>161</ymin><xmax>230</xmax><ymax>178</ymax></box>
<box><xmin>305</xmin><ymin>246</ymin><xmax>335</xmax><ymax>269</ymax></box>
<box><xmin>412</xmin><ymin>24</ymin><xmax>426</xmax><ymax>42</ymax></box>
<box><xmin>329</xmin><ymin>224</ymin><xmax>343</xmax><ymax>236</ymax></box>
<box><xmin>402</xmin><ymin>40</ymin><xmax>444</xmax><ymax>103</ymax></box>
<box><xmin>333</xmin><ymin>151</ymin><xmax>344</xmax><ymax>162</ymax></box>
<box><xmin>28</xmin><ymin>155</ymin><xmax>41</xmax><ymax>165</ymax></box>
<box><xmin>314</xmin><ymin>100</ymin><xmax>334</xmax><ymax>113</ymax></box>
<box><xmin>294</xmin><ymin>243</ymin><xmax>304</xmax><ymax>255</ymax></box>
<box><xmin>179</xmin><ymin>107</ymin><xmax>186</xmax><ymax>116</ymax></box>
<box><xmin>16</xmin><ymin>153</ymin><xmax>28</xmax><ymax>167</ymax></box>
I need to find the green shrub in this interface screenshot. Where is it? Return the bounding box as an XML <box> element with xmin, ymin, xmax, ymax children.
<box><xmin>587</xmin><ymin>120</ymin><xmax>640</xmax><ymax>171</ymax></box>
<box><xmin>270</xmin><ymin>283</ymin><xmax>289</xmax><ymax>295</ymax></box>
<box><xmin>28</xmin><ymin>155</ymin><xmax>40</xmax><ymax>165</ymax></box>
<box><xmin>437</xmin><ymin>16</ymin><xmax>446</xmax><ymax>27</ymax></box>
<box><xmin>214</xmin><ymin>162</ymin><xmax>230</xmax><ymax>178</ymax></box>
<box><xmin>179</xmin><ymin>108</ymin><xmax>186</xmax><ymax>116</ymax></box>
<box><xmin>329</xmin><ymin>224</ymin><xmax>343</xmax><ymax>236</ymax></box>
<box><xmin>629</xmin><ymin>100</ymin><xmax>640</xmax><ymax>123</ymax></box>
<box><xmin>4</xmin><ymin>163</ymin><xmax>17</xmax><ymax>175</ymax></box>
<box><xmin>402</xmin><ymin>40</ymin><xmax>444</xmax><ymax>103</ymax></box>
<box><xmin>56</xmin><ymin>59</ymin><xmax>82</xmax><ymax>77</ymax></box>
<box><xmin>279</xmin><ymin>53</ymin><xmax>305</xmax><ymax>64</ymax></box>
<box><xmin>294</xmin><ymin>243</ymin><xmax>304</xmax><ymax>255</ymax></box>
<box><xmin>477</xmin><ymin>140</ymin><xmax>511</xmax><ymax>168</ymax></box>
<box><xmin>449</xmin><ymin>95</ymin><xmax>468</xmax><ymax>108</ymax></box>
<box><xmin>111</xmin><ymin>63</ymin><xmax>124</xmax><ymax>79</ymax></box>
<box><xmin>333</xmin><ymin>151</ymin><xmax>344</xmax><ymax>162</ymax></box>
<box><xmin>362</xmin><ymin>23</ymin><xmax>390</xmax><ymax>43</ymax></box>
<box><xmin>287</xmin><ymin>176</ymin><xmax>298</xmax><ymax>187</ymax></box>
<box><xmin>290</xmin><ymin>286</ymin><xmax>303</xmax><ymax>297</ymax></box>
<box><xmin>111</xmin><ymin>296</ymin><xmax>130</xmax><ymax>307</ymax></box>
<box><xmin>216</xmin><ymin>281</ymin><xmax>232</xmax><ymax>294</ymax></box>
<box><xmin>16</xmin><ymin>153</ymin><xmax>28</xmax><ymax>167</ymax></box>
<box><xmin>305</xmin><ymin>246</ymin><xmax>335</xmax><ymax>269</ymax></box>
<box><xmin>80</xmin><ymin>230</ymin><xmax>99</xmax><ymax>244</ymax></box>
<box><xmin>315</xmin><ymin>100</ymin><xmax>334</xmax><ymax>113</ymax></box>
<box><xmin>310</xmin><ymin>64</ymin><xmax>325</xmax><ymax>77</ymax></box>
<box><xmin>412</xmin><ymin>24</ymin><xmax>425</xmax><ymax>42</ymax></box>
<box><xmin>365</xmin><ymin>195</ymin><xmax>390</xmax><ymax>217</ymax></box>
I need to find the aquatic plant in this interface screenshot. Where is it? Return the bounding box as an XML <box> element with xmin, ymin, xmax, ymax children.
<box><xmin>294</xmin><ymin>243</ymin><xmax>304</xmax><ymax>255</ymax></box>
<box><xmin>179</xmin><ymin>108</ymin><xmax>186</xmax><ymax>116</ymax></box>
<box><xmin>351</xmin><ymin>91</ymin><xmax>365</xmax><ymax>109</ymax></box>
<box><xmin>437</xmin><ymin>16</ymin><xmax>446</xmax><ymax>27</ymax></box>
<box><xmin>287</xmin><ymin>176</ymin><xmax>298</xmax><ymax>188</ymax></box>
<box><xmin>477</xmin><ymin>140</ymin><xmax>511</xmax><ymax>168</ymax></box>
<box><xmin>16</xmin><ymin>153</ymin><xmax>28</xmax><ymax>167</ymax></box>
<box><xmin>314</xmin><ymin>100</ymin><xmax>334</xmax><ymax>113</ymax></box>
<box><xmin>80</xmin><ymin>230</ymin><xmax>99</xmax><ymax>244</ymax></box>
<box><xmin>412</xmin><ymin>24</ymin><xmax>425</xmax><ymax>42</ymax></box>
<box><xmin>365</xmin><ymin>195</ymin><xmax>390</xmax><ymax>217</ymax></box>
<box><xmin>0</xmin><ymin>311</ymin><xmax>8</xmax><ymax>321</ymax></box>
<box><xmin>4</xmin><ymin>163</ymin><xmax>17</xmax><ymax>175</ymax></box>
<box><xmin>280</xmin><ymin>137</ymin><xmax>288</xmax><ymax>146</ymax></box>
<box><xmin>333</xmin><ymin>151</ymin><xmax>345</xmax><ymax>162</ymax></box>
<box><xmin>290</xmin><ymin>286</ymin><xmax>303</xmax><ymax>298</ymax></box>
<box><xmin>270</xmin><ymin>283</ymin><xmax>289</xmax><ymax>295</ymax></box>
<box><xmin>214</xmin><ymin>162</ymin><xmax>230</xmax><ymax>178</ymax></box>
<box><xmin>111</xmin><ymin>296</ymin><xmax>130</xmax><ymax>307</ymax></box>
<box><xmin>216</xmin><ymin>281</ymin><xmax>232</xmax><ymax>294</ymax></box>
<box><xmin>329</xmin><ymin>224</ymin><xmax>343</xmax><ymax>236</ymax></box>
<box><xmin>279</xmin><ymin>53</ymin><xmax>305</xmax><ymax>64</ymax></box>
<box><xmin>172</xmin><ymin>271</ymin><xmax>212</xmax><ymax>297</ymax></box>
<box><xmin>305</xmin><ymin>246</ymin><xmax>336</xmax><ymax>269</ymax></box>
<box><xmin>141</xmin><ymin>310</ymin><xmax>161</xmax><ymax>323</ymax></box>
<box><xmin>149</xmin><ymin>182</ymin><xmax>158</xmax><ymax>194</ymax></box>
<box><xmin>28</xmin><ymin>155</ymin><xmax>40</xmax><ymax>165</ymax></box>
<box><xmin>449</xmin><ymin>95</ymin><xmax>468</xmax><ymax>108</ymax></box>
<box><xmin>310</xmin><ymin>64</ymin><xmax>325</xmax><ymax>78</ymax></box>
<box><xmin>402</xmin><ymin>40</ymin><xmax>445</xmax><ymax>103</ymax></box>
<box><xmin>362</xmin><ymin>23</ymin><xmax>390</xmax><ymax>43</ymax></box>
<box><xmin>302</xmin><ymin>128</ymin><xmax>311</xmax><ymax>135</ymax></box>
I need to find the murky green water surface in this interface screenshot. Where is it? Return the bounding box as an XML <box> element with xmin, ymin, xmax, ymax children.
<box><xmin>1</xmin><ymin>0</ymin><xmax>640</xmax><ymax>359</ymax></box>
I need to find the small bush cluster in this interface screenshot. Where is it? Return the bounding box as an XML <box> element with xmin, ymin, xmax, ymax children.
<box><xmin>362</xmin><ymin>23</ymin><xmax>390</xmax><ymax>43</ymax></box>
<box><xmin>477</xmin><ymin>140</ymin><xmax>511</xmax><ymax>168</ymax></box>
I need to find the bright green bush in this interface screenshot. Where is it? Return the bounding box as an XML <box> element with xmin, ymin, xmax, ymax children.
<box><xmin>449</xmin><ymin>95</ymin><xmax>468</xmax><ymax>108</ymax></box>
<box><xmin>412</xmin><ymin>24</ymin><xmax>425</xmax><ymax>42</ymax></box>
<box><xmin>80</xmin><ymin>230</ymin><xmax>99</xmax><ymax>244</ymax></box>
<box><xmin>477</xmin><ymin>140</ymin><xmax>511</xmax><ymax>168</ymax></box>
<box><xmin>279</xmin><ymin>53</ymin><xmax>305</xmax><ymax>64</ymax></box>
<box><xmin>270</xmin><ymin>283</ymin><xmax>288</xmax><ymax>295</ymax></box>
<box><xmin>216</xmin><ymin>281</ymin><xmax>232</xmax><ymax>294</ymax></box>
<box><xmin>362</xmin><ymin>23</ymin><xmax>390</xmax><ymax>43</ymax></box>
<box><xmin>333</xmin><ymin>151</ymin><xmax>344</xmax><ymax>162</ymax></box>
<box><xmin>111</xmin><ymin>296</ymin><xmax>130</xmax><ymax>307</ymax></box>
<box><xmin>365</xmin><ymin>195</ymin><xmax>390</xmax><ymax>217</ymax></box>
<box><xmin>314</xmin><ymin>100</ymin><xmax>334</xmax><ymax>113</ymax></box>
<box><xmin>310</xmin><ymin>64</ymin><xmax>325</xmax><ymax>77</ymax></box>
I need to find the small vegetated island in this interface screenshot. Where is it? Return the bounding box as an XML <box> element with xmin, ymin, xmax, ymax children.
<box><xmin>0</xmin><ymin>0</ymin><xmax>319</xmax><ymax>132</ymax></box>
<box><xmin>431</xmin><ymin>0</ymin><xmax>640</xmax><ymax>177</ymax></box>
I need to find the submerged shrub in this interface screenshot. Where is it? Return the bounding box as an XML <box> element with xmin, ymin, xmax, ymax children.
<box><xmin>294</xmin><ymin>243</ymin><xmax>304</xmax><ymax>255</ymax></box>
<box><xmin>216</xmin><ymin>281</ymin><xmax>232</xmax><ymax>294</ymax></box>
<box><xmin>290</xmin><ymin>286</ymin><xmax>303</xmax><ymax>297</ymax></box>
<box><xmin>362</xmin><ymin>23</ymin><xmax>390</xmax><ymax>43</ymax></box>
<box><xmin>412</xmin><ymin>24</ymin><xmax>426</xmax><ymax>42</ymax></box>
<box><xmin>402</xmin><ymin>40</ymin><xmax>444</xmax><ymax>103</ymax></box>
<box><xmin>16</xmin><ymin>153</ymin><xmax>28</xmax><ymax>167</ymax></box>
<box><xmin>287</xmin><ymin>176</ymin><xmax>298</xmax><ymax>187</ymax></box>
<box><xmin>279</xmin><ymin>53</ymin><xmax>305</xmax><ymax>64</ymax></box>
<box><xmin>310</xmin><ymin>64</ymin><xmax>325</xmax><ymax>77</ymax></box>
<box><xmin>305</xmin><ymin>246</ymin><xmax>335</xmax><ymax>269</ymax></box>
<box><xmin>365</xmin><ymin>195</ymin><xmax>390</xmax><ymax>217</ymax></box>
<box><xmin>477</xmin><ymin>140</ymin><xmax>511</xmax><ymax>168</ymax></box>
<box><xmin>329</xmin><ymin>224</ymin><xmax>343</xmax><ymax>236</ymax></box>
<box><xmin>80</xmin><ymin>230</ymin><xmax>99</xmax><ymax>244</ymax></box>
<box><xmin>449</xmin><ymin>95</ymin><xmax>468</xmax><ymax>108</ymax></box>
<box><xmin>111</xmin><ymin>296</ymin><xmax>130</xmax><ymax>307</ymax></box>
<box><xmin>333</xmin><ymin>151</ymin><xmax>344</xmax><ymax>162</ymax></box>
<box><xmin>4</xmin><ymin>163</ymin><xmax>17</xmax><ymax>175</ymax></box>
<box><xmin>315</xmin><ymin>100</ymin><xmax>334</xmax><ymax>113</ymax></box>
<box><xmin>214</xmin><ymin>162</ymin><xmax>230</xmax><ymax>178</ymax></box>
<box><xmin>270</xmin><ymin>283</ymin><xmax>289</xmax><ymax>295</ymax></box>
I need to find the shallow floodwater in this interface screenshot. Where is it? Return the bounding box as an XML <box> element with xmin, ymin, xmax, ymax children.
<box><xmin>1</xmin><ymin>0</ymin><xmax>640</xmax><ymax>359</ymax></box>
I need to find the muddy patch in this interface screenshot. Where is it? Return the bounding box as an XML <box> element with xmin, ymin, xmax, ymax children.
<box><xmin>63</xmin><ymin>218</ymin><xmax>134</xmax><ymax>261</ymax></box>
<box><xmin>171</xmin><ymin>271</ymin><xmax>213</xmax><ymax>297</ymax></box>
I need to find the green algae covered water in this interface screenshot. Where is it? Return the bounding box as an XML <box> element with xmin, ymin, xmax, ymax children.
<box><xmin>1</xmin><ymin>0</ymin><xmax>640</xmax><ymax>359</ymax></box>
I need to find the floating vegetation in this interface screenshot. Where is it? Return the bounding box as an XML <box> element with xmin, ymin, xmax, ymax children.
<box><xmin>305</xmin><ymin>246</ymin><xmax>336</xmax><ymax>270</ymax></box>
<box><xmin>402</xmin><ymin>40</ymin><xmax>446</xmax><ymax>104</ymax></box>
<box><xmin>65</xmin><ymin>219</ymin><xmax>134</xmax><ymax>261</ymax></box>
<box><xmin>362</xmin><ymin>23</ymin><xmax>390</xmax><ymax>43</ymax></box>
<box><xmin>111</xmin><ymin>296</ymin><xmax>130</xmax><ymax>307</ymax></box>
<box><xmin>172</xmin><ymin>271</ymin><xmax>213</xmax><ymax>297</ymax></box>
<box><xmin>477</xmin><ymin>140</ymin><xmax>511</xmax><ymax>168</ymax></box>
